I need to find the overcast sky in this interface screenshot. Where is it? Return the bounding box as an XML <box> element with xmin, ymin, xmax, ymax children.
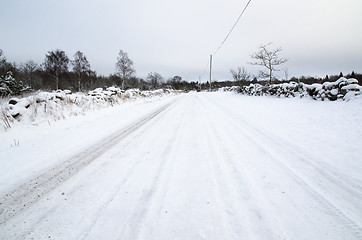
<box><xmin>1</xmin><ymin>0</ymin><xmax>361</xmax><ymax>82</ymax></box>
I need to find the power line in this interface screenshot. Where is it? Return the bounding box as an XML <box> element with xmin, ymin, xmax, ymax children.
<box><xmin>213</xmin><ymin>0</ymin><xmax>253</xmax><ymax>56</ymax></box>
<box><xmin>199</xmin><ymin>0</ymin><xmax>253</xmax><ymax>83</ymax></box>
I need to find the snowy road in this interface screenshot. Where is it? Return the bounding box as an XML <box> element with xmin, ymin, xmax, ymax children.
<box><xmin>1</xmin><ymin>92</ymin><xmax>362</xmax><ymax>239</ymax></box>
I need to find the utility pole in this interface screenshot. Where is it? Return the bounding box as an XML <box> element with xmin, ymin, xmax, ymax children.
<box><xmin>209</xmin><ymin>54</ymin><xmax>212</xmax><ymax>91</ymax></box>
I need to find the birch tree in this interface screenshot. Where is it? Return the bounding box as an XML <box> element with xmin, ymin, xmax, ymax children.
<box><xmin>147</xmin><ymin>72</ymin><xmax>163</xmax><ymax>89</ymax></box>
<box><xmin>72</xmin><ymin>51</ymin><xmax>91</xmax><ymax>91</ymax></box>
<box><xmin>116</xmin><ymin>50</ymin><xmax>135</xmax><ymax>90</ymax></box>
<box><xmin>43</xmin><ymin>50</ymin><xmax>69</xmax><ymax>90</ymax></box>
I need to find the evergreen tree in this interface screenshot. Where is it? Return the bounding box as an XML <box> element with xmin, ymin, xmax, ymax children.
<box><xmin>0</xmin><ymin>49</ymin><xmax>14</xmax><ymax>77</ymax></box>
<box><xmin>0</xmin><ymin>72</ymin><xmax>25</xmax><ymax>97</ymax></box>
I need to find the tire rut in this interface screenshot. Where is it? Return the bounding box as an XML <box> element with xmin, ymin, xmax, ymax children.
<box><xmin>212</xmin><ymin>98</ymin><xmax>362</xmax><ymax>195</ymax></box>
<box><xmin>116</xmin><ymin>99</ymin><xmax>187</xmax><ymax>240</ymax></box>
<box><xmin>0</xmin><ymin>100</ymin><xmax>176</xmax><ymax>225</ymax></box>
<box><xmin>198</xmin><ymin>96</ymin><xmax>287</xmax><ymax>239</ymax></box>
<box><xmin>204</xmin><ymin>96</ymin><xmax>362</xmax><ymax>239</ymax></box>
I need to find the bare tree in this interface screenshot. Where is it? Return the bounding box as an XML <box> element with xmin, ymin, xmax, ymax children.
<box><xmin>230</xmin><ymin>67</ymin><xmax>250</xmax><ymax>82</ymax></box>
<box><xmin>72</xmin><ymin>51</ymin><xmax>92</xmax><ymax>92</ymax></box>
<box><xmin>22</xmin><ymin>60</ymin><xmax>38</xmax><ymax>73</ymax></box>
<box><xmin>116</xmin><ymin>50</ymin><xmax>135</xmax><ymax>90</ymax></box>
<box><xmin>172</xmin><ymin>75</ymin><xmax>182</xmax><ymax>83</ymax></box>
<box><xmin>21</xmin><ymin>60</ymin><xmax>39</xmax><ymax>88</ymax></box>
<box><xmin>147</xmin><ymin>72</ymin><xmax>163</xmax><ymax>89</ymax></box>
<box><xmin>43</xmin><ymin>49</ymin><xmax>69</xmax><ymax>90</ymax></box>
<box><xmin>249</xmin><ymin>43</ymin><xmax>288</xmax><ymax>84</ymax></box>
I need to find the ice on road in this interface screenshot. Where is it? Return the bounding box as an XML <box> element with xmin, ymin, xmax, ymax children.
<box><xmin>1</xmin><ymin>92</ymin><xmax>362</xmax><ymax>239</ymax></box>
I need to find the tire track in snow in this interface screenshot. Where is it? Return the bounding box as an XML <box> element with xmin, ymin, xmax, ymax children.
<box><xmin>8</xmin><ymin>97</ymin><xmax>184</xmax><ymax>240</ymax></box>
<box><xmin>116</xmin><ymin>98</ymin><xmax>188</xmax><ymax>240</ymax></box>
<box><xmin>221</xmin><ymin>104</ymin><xmax>362</xmax><ymax>229</ymax></box>
<box><xmin>0</xmin><ymin>100</ymin><xmax>176</xmax><ymax>225</ymax></box>
<box><xmin>211</xmin><ymin>97</ymin><xmax>362</xmax><ymax>196</ymax></box>
<box><xmin>204</xmin><ymin>95</ymin><xmax>362</xmax><ymax>239</ymax></box>
<box><xmin>135</xmin><ymin>96</ymin><xmax>197</xmax><ymax>239</ymax></box>
<box><xmin>197</xmin><ymin>96</ymin><xmax>288</xmax><ymax>239</ymax></box>
<box><xmin>75</xmin><ymin>149</ymin><xmax>147</xmax><ymax>240</ymax></box>
<box><xmin>195</xmin><ymin>95</ymin><xmax>248</xmax><ymax>237</ymax></box>
<box><xmin>195</xmin><ymin>95</ymin><xmax>233</xmax><ymax>238</ymax></box>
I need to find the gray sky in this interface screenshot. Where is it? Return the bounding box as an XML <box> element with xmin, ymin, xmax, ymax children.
<box><xmin>1</xmin><ymin>0</ymin><xmax>361</xmax><ymax>82</ymax></box>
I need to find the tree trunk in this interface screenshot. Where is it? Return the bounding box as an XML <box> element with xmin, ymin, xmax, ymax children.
<box><xmin>269</xmin><ymin>66</ymin><xmax>272</xmax><ymax>85</ymax></box>
<box><xmin>78</xmin><ymin>73</ymin><xmax>81</xmax><ymax>92</ymax></box>
<box><xmin>56</xmin><ymin>72</ymin><xmax>59</xmax><ymax>90</ymax></box>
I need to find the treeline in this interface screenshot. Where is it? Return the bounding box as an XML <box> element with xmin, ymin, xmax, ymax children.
<box><xmin>2</xmin><ymin>48</ymin><xmax>361</xmax><ymax>96</ymax></box>
<box><xmin>288</xmin><ymin>72</ymin><xmax>362</xmax><ymax>85</ymax></box>
<box><xmin>0</xmin><ymin>49</ymin><xmax>202</xmax><ymax>97</ymax></box>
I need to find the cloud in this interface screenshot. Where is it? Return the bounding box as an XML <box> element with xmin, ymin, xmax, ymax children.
<box><xmin>1</xmin><ymin>0</ymin><xmax>361</xmax><ymax>81</ymax></box>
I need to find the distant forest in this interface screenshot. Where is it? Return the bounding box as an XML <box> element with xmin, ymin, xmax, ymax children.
<box><xmin>1</xmin><ymin>48</ymin><xmax>361</xmax><ymax>97</ymax></box>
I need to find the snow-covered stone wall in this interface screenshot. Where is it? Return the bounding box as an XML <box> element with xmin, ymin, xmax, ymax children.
<box><xmin>220</xmin><ymin>77</ymin><xmax>361</xmax><ymax>101</ymax></box>
<box><xmin>0</xmin><ymin>88</ymin><xmax>178</xmax><ymax>129</ymax></box>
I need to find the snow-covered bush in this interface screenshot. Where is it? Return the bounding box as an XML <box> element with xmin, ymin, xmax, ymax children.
<box><xmin>225</xmin><ymin>77</ymin><xmax>361</xmax><ymax>101</ymax></box>
<box><xmin>1</xmin><ymin>106</ymin><xmax>12</xmax><ymax>129</ymax></box>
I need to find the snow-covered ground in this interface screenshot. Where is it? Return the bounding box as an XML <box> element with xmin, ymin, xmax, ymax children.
<box><xmin>0</xmin><ymin>92</ymin><xmax>361</xmax><ymax>239</ymax></box>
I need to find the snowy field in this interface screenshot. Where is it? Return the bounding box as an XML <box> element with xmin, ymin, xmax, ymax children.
<box><xmin>0</xmin><ymin>91</ymin><xmax>362</xmax><ymax>239</ymax></box>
